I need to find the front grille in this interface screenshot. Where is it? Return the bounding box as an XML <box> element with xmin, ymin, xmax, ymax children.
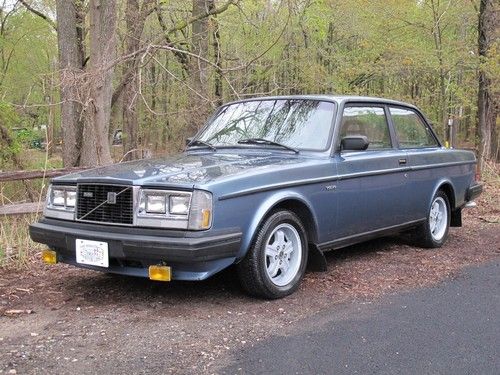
<box><xmin>76</xmin><ymin>184</ymin><xmax>134</xmax><ymax>225</ymax></box>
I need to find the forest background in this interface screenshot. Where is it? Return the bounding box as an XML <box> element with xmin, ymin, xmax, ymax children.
<box><xmin>0</xmin><ymin>0</ymin><xmax>497</xmax><ymax>169</ymax></box>
<box><xmin>0</xmin><ymin>0</ymin><xmax>498</xmax><ymax>260</ymax></box>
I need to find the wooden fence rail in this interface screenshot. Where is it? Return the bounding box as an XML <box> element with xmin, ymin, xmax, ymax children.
<box><xmin>0</xmin><ymin>167</ymin><xmax>87</xmax><ymax>183</ymax></box>
<box><xmin>0</xmin><ymin>202</ymin><xmax>43</xmax><ymax>216</ymax></box>
<box><xmin>0</xmin><ymin>167</ymin><xmax>88</xmax><ymax>216</ymax></box>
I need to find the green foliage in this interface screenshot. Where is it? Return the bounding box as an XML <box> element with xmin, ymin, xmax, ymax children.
<box><xmin>0</xmin><ymin>0</ymin><xmax>490</xmax><ymax>155</ymax></box>
<box><xmin>0</xmin><ymin>5</ymin><xmax>57</xmax><ymax>144</ymax></box>
<box><xmin>211</xmin><ymin>0</ymin><xmax>482</xmax><ymax>146</ymax></box>
<box><xmin>13</xmin><ymin>128</ymin><xmax>45</xmax><ymax>150</ymax></box>
<box><xmin>0</xmin><ymin>101</ymin><xmax>21</xmax><ymax>163</ymax></box>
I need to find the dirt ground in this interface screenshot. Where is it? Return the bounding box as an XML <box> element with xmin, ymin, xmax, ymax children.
<box><xmin>0</xmin><ymin>186</ymin><xmax>499</xmax><ymax>374</ymax></box>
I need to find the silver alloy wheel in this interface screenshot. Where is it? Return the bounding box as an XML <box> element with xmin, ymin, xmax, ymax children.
<box><xmin>429</xmin><ymin>196</ymin><xmax>448</xmax><ymax>241</ymax></box>
<box><xmin>264</xmin><ymin>223</ymin><xmax>302</xmax><ymax>287</ymax></box>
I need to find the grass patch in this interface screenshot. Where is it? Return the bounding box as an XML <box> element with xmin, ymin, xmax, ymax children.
<box><xmin>0</xmin><ymin>213</ymin><xmax>42</xmax><ymax>268</ymax></box>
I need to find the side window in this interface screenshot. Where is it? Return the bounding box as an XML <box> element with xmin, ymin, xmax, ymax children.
<box><xmin>340</xmin><ymin>106</ymin><xmax>391</xmax><ymax>150</ymax></box>
<box><xmin>390</xmin><ymin>107</ymin><xmax>438</xmax><ymax>148</ymax></box>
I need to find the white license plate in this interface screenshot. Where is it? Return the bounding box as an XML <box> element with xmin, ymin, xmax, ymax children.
<box><xmin>76</xmin><ymin>239</ymin><xmax>109</xmax><ymax>268</ymax></box>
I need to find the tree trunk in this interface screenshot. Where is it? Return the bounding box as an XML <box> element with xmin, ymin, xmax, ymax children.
<box><xmin>430</xmin><ymin>0</ymin><xmax>448</xmax><ymax>144</ymax></box>
<box><xmin>122</xmin><ymin>0</ymin><xmax>154</xmax><ymax>161</ymax></box>
<box><xmin>46</xmin><ymin>65</ymin><xmax>56</xmax><ymax>158</ymax></box>
<box><xmin>80</xmin><ymin>0</ymin><xmax>117</xmax><ymax>166</ymax></box>
<box><xmin>149</xmin><ymin>63</ymin><xmax>159</xmax><ymax>151</ymax></box>
<box><xmin>476</xmin><ymin>0</ymin><xmax>498</xmax><ymax>173</ymax></box>
<box><xmin>209</xmin><ymin>0</ymin><xmax>223</xmax><ymax>106</ymax></box>
<box><xmin>55</xmin><ymin>0</ymin><xmax>85</xmax><ymax>167</ymax></box>
<box><xmin>162</xmin><ymin>56</ymin><xmax>171</xmax><ymax>149</ymax></box>
<box><xmin>122</xmin><ymin>0</ymin><xmax>141</xmax><ymax>161</ymax></box>
<box><xmin>188</xmin><ymin>0</ymin><xmax>210</xmax><ymax>137</ymax></box>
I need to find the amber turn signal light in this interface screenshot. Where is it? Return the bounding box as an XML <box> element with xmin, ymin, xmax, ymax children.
<box><xmin>42</xmin><ymin>249</ymin><xmax>57</xmax><ymax>264</ymax></box>
<box><xmin>149</xmin><ymin>265</ymin><xmax>171</xmax><ymax>282</ymax></box>
<box><xmin>201</xmin><ymin>209</ymin><xmax>211</xmax><ymax>229</ymax></box>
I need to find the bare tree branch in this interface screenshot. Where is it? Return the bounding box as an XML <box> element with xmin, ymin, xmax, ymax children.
<box><xmin>155</xmin><ymin>3</ymin><xmax>189</xmax><ymax>69</ymax></box>
<box><xmin>111</xmin><ymin>0</ymin><xmax>239</xmax><ymax>107</ymax></box>
<box><xmin>161</xmin><ymin>0</ymin><xmax>239</xmax><ymax>37</ymax></box>
<box><xmin>18</xmin><ymin>0</ymin><xmax>57</xmax><ymax>31</ymax></box>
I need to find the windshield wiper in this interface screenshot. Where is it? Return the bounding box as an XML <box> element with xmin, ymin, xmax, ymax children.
<box><xmin>237</xmin><ymin>138</ymin><xmax>299</xmax><ymax>154</ymax></box>
<box><xmin>187</xmin><ymin>139</ymin><xmax>217</xmax><ymax>151</ymax></box>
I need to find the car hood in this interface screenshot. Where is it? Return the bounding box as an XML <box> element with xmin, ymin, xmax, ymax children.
<box><xmin>53</xmin><ymin>151</ymin><xmax>314</xmax><ymax>189</ymax></box>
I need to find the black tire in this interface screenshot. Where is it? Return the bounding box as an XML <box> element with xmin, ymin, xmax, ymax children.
<box><xmin>236</xmin><ymin>210</ymin><xmax>308</xmax><ymax>299</ymax></box>
<box><xmin>413</xmin><ymin>190</ymin><xmax>451</xmax><ymax>248</ymax></box>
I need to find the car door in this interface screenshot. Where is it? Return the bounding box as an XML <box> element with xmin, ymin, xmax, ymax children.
<box><xmin>388</xmin><ymin>106</ymin><xmax>443</xmax><ymax>220</ymax></box>
<box><xmin>332</xmin><ymin>103</ymin><xmax>411</xmax><ymax>240</ymax></box>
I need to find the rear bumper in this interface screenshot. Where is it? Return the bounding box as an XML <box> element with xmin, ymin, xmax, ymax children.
<box><xmin>29</xmin><ymin>218</ymin><xmax>242</xmax><ymax>280</ymax></box>
<box><xmin>466</xmin><ymin>183</ymin><xmax>483</xmax><ymax>201</ymax></box>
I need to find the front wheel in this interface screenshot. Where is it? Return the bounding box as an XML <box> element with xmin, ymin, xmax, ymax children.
<box><xmin>414</xmin><ymin>190</ymin><xmax>451</xmax><ymax>248</ymax></box>
<box><xmin>237</xmin><ymin>210</ymin><xmax>308</xmax><ymax>299</ymax></box>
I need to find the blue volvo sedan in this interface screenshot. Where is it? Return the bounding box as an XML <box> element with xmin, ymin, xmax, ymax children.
<box><xmin>30</xmin><ymin>96</ymin><xmax>482</xmax><ymax>298</ymax></box>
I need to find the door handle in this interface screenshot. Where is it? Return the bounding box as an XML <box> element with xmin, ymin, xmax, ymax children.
<box><xmin>398</xmin><ymin>158</ymin><xmax>407</xmax><ymax>165</ymax></box>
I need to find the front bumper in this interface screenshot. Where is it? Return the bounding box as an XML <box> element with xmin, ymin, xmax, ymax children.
<box><xmin>29</xmin><ymin>218</ymin><xmax>242</xmax><ymax>280</ymax></box>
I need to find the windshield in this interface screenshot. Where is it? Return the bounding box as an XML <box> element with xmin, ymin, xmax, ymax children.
<box><xmin>196</xmin><ymin>99</ymin><xmax>335</xmax><ymax>151</ymax></box>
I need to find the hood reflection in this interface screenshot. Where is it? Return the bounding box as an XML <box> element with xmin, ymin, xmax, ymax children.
<box><xmin>58</xmin><ymin>151</ymin><xmax>308</xmax><ymax>186</ymax></box>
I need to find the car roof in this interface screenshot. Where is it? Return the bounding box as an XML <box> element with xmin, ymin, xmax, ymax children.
<box><xmin>223</xmin><ymin>95</ymin><xmax>418</xmax><ymax>110</ymax></box>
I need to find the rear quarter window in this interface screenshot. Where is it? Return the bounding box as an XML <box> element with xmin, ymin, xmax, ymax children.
<box><xmin>390</xmin><ymin>107</ymin><xmax>438</xmax><ymax>148</ymax></box>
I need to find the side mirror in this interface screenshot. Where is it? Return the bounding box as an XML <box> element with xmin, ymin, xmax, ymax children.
<box><xmin>341</xmin><ymin>135</ymin><xmax>369</xmax><ymax>151</ymax></box>
<box><xmin>185</xmin><ymin>137</ymin><xmax>193</xmax><ymax>146</ymax></box>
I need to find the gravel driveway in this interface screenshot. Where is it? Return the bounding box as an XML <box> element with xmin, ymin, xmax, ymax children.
<box><xmin>1</xmin><ymin>189</ymin><xmax>498</xmax><ymax>374</ymax></box>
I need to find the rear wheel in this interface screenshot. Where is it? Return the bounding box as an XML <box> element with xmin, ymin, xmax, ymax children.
<box><xmin>237</xmin><ymin>210</ymin><xmax>308</xmax><ymax>299</ymax></box>
<box><xmin>414</xmin><ymin>190</ymin><xmax>451</xmax><ymax>248</ymax></box>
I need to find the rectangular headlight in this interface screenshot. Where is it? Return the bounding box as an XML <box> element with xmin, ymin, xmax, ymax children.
<box><xmin>52</xmin><ymin>188</ymin><xmax>66</xmax><ymax>206</ymax></box>
<box><xmin>138</xmin><ymin>190</ymin><xmax>191</xmax><ymax>219</ymax></box>
<box><xmin>66</xmin><ymin>190</ymin><xmax>76</xmax><ymax>208</ymax></box>
<box><xmin>44</xmin><ymin>184</ymin><xmax>77</xmax><ymax>220</ymax></box>
<box><xmin>169</xmin><ymin>195</ymin><xmax>190</xmax><ymax>215</ymax></box>
<box><xmin>139</xmin><ymin>191</ymin><xmax>167</xmax><ymax>215</ymax></box>
<box><xmin>146</xmin><ymin>194</ymin><xmax>167</xmax><ymax>214</ymax></box>
<box><xmin>47</xmin><ymin>185</ymin><xmax>76</xmax><ymax>211</ymax></box>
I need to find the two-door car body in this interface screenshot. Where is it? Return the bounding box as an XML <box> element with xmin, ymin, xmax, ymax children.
<box><xmin>30</xmin><ymin>96</ymin><xmax>482</xmax><ymax>298</ymax></box>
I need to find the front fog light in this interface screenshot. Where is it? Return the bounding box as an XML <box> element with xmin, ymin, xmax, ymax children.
<box><xmin>169</xmin><ymin>195</ymin><xmax>190</xmax><ymax>215</ymax></box>
<box><xmin>42</xmin><ymin>249</ymin><xmax>57</xmax><ymax>264</ymax></box>
<box><xmin>149</xmin><ymin>265</ymin><xmax>171</xmax><ymax>281</ymax></box>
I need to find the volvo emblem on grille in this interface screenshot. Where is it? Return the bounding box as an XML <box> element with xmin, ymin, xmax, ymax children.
<box><xmin>83</xmin><ymin>191</ymin><xmax>93</xmax><ymax>198</ymax></box>
<box><xmin>107</xmin><ymin>192</ymin><xmax>117</xmax><ymax>204</ymax></box>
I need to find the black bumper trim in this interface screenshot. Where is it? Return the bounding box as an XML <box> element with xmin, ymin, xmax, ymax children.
<box><xmin>466</xmin><ymin>183</ymin><xmax>483</xmax><ymax>201</ymax></box>
<box><xmin>29</xmin><ymin>219</ymin><xmax>241</xmax><ymax>263</ymax></box>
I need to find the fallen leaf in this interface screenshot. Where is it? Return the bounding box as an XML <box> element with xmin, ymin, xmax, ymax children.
<box><xmin>15</xmin><ymin>288</ymin><xmax>32</xmax><ymax>293</ymax></box>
